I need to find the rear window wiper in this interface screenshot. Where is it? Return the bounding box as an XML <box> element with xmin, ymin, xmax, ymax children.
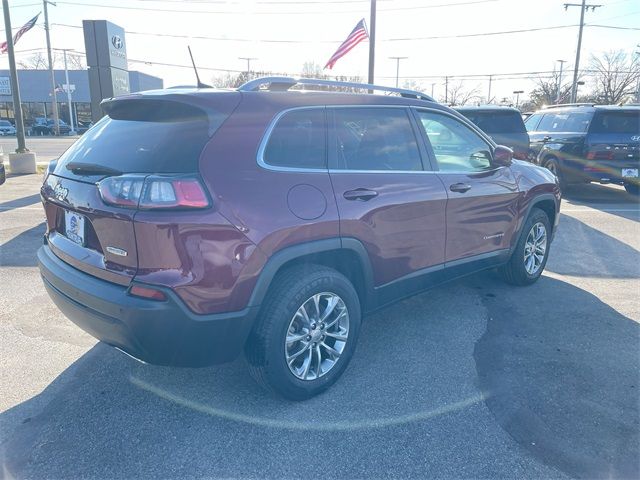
<box><xmin>65</xmin><ymin>162</ymin><xmax>122</xmax><ymax>176</ymax></box>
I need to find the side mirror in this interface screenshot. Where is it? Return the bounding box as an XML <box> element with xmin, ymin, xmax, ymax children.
<box><xmin>493</xmin><ymin>145</ymin><xmax>513</xmax><ymax>167</ymax></box>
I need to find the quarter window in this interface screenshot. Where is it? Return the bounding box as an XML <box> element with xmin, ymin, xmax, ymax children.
<box><xmin>417</xmin><ymin>111</ymin><xmax>493</xmax><ymax>172</ymax></box>
<box><xmin>329</xmin><ymin>107</ymin><xmax>423</xmax><ymax>171</ymax></box>
<box><xmin>263</xmin><ymin>108</ymin><xmax>326</xmax><ymax>169</ymax></box>
<box><xmin>525</xmin><ymin>113</ymin><xmax>543</xmax><ymax>132</ymax></box>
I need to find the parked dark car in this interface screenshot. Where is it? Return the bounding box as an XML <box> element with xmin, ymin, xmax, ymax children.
<box><xmin>38</xmin><ymin>78</ymin><xmax>560</xmax><ymax>399</ymax></box>
<box><xmin>525</xmin><ymin>104</ymin><xmax>640</xmax><ymax>194</ymax></box>
<box><xmin>32</xmin><ymin>119</ymin><xmax>71</xmax><ymax>136</ymax></box>
<box><xmin>0</xmin><ymin>119</ymin><xmax>16</xmax><ymax>135</ymax></box>
<box><xmin>76</xmin><ymin>121</ymin><xmax>93</xmax><ymax>135</ymax></box>
<box><xmin>455</xmin><ymin>106</ymin><xmax>530</xmax><ymax>160</ymax></box>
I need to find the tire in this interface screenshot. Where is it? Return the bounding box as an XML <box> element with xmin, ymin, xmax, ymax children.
<box><xmin>498</xmin><ymin>208</ymin><xmax>551</xmax><ymax>286</ymax></box>
<box><xmin>624</xmin><ymin>183</ymin><xmax>639</xmax><ymax>196</ymax></box>
<box><xmin>245</xmin><ymin>264</ymin><xmax>361</xmax><ymax>401</ymax></box>
<box><xmin>543</xmin><ymin>157</ymin><xmax>567</xmax><ymax>191</ymax></box>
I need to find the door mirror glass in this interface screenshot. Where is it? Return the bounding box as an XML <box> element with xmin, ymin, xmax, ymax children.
<box><xmin>493</xmin><ymin>145</ymin><xmax>513</xmax><ymax>167</ymax></box>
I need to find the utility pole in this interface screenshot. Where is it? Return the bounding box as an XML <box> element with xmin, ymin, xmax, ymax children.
<box><xmin>368</xmin><ymin>0</ymin><xmax>376</xmax><ymax>85</ymax></box>
<box><xmin>431</xmin><ymin>82</ymin><xmax>435</xmax><ymax>98</ymax></box>
<box><xmin>238</xmin><ymin>57</ymin><xmax>257</xmax><ymax>79</ymax></box>
<box><xmin>43</xmin><ymin>0</ymin><xmax>60</xmax><ymax>135</ymax></box>
<box><xmin>487</xmin><ymin>74</ymin><xmax>492</xmax><ymax>104</ymax></box>
<box><xmin>513</xmin><ymin>90</ymin><xmax>524</xmax><ymax>109</ymax></box>
<box><xmin>564</xmin><ymin>1</ymin><xmax>602</xmax><ymax>103</ymax></box>
<box><xmin>2</xmin><ymin>0</ymin><xmax>27</xmax><ymax>152</ymax></box>
<box><xmin>444</xmin><ymin>76</ymin><xmax>449</xmax><ymax>104</ymax></box>
<box><xmin>556</xmin><ymin>59</ymin><xmax>567</xmax><ymax>104</ymax></box>
<box><xmin>61</xmin><ymin>49</ymin><xmax>76</xmax><ymax>135</ymax></box>
<box><xmin>389</xmin><ymin>56</ymin><xmax>407</xmax><ymax>88</ymax></box>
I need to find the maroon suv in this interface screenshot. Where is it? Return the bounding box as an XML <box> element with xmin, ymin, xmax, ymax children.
<box><xmin>38</xmin><ymin>77</ymin><xmax>560</xmax><ymax>400</ymax></box>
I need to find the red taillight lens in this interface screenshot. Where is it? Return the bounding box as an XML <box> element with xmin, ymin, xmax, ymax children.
<box><xmin>129</xmin><ymin>285</ymin><xmax>167</xmax><ymax>301</ymax></box>
<box><xmin>98</xmin><ymin>175</ymin><xmax>210</xmax><ymax>210</ymax></box>
<box><xmin>586</xmin><ymin>145</ymin><xmax>614</xmax><ymax>161</ymax></box>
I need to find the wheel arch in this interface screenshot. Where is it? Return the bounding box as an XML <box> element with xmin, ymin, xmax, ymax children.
<box><xmin>247</xmin><ymin>238</ymin><xmax>374</xmax><ymax>313</ymax></box>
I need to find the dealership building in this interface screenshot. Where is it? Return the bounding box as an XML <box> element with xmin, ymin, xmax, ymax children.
<box><xmin>0</xmin><ymin>69</ymin><xmax>163</xmax><ymax>128</ymax></box>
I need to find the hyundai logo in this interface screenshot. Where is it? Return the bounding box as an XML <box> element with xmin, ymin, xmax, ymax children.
<box><xmin>631</xmin><ymin>135</ymin><xmax>640</xmax><ymax>142</ymax></box>
<box><xmin>53</xmin><ymin>183</ymin><xmax>68</xmax><ymax>202</ymax></box>
<box><xmin>111</xmin><ymin>35</ymin><xmax>123</xmax><ymax>49</ymax></box>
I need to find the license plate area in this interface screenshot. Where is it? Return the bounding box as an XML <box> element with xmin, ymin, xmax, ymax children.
<box><xmin>64</xmin><ymin>210</ymin><xmax>86</xmax><ymax>246</ymax></box>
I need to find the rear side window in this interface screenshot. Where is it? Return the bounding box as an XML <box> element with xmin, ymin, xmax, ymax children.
<box><xmin>589</xmin><ymin>111</ymin><xmax>640</xmax><ymax>134</ymax></box>
<box><xmin>263</xmin><ymin>109</ymin><xmax>326</xmax><ymax>169</ymax></box>
<box><xmin>330</xmin><ymin>107</ymin><xmax>423</xmax><ymax>171</ymax></box>
<box><xmin>459</xmin><ymin>111</ymin><xmax>526</xmax><ymax>134</ymax></box>
<box><xmin>55</xmin><ymin>100</ymin><xmax>215</xmax><ymax>179</ymax></box>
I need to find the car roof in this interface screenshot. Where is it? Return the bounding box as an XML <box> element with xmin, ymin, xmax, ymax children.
<box><xmin>536</xmin><ymin>104</ymin><xmax>640</xmax><ymax>114</ymax></box>
<box><xmin>454</xmin><ymin>105</ymin><xmax>522</xmax><ymax>114</ymax></box>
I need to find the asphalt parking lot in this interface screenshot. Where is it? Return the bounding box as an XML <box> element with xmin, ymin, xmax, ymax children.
<box><xmin>1</xmin><ymin>169</ymin><xmax>638</xmax><ymax>478</ymax></box>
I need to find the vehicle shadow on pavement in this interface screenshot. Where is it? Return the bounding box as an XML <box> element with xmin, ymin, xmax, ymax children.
<box><xmin>0</xmin><ymin>222</ymin><xmax>45</xmax><ymax>267</ymax></box>
<box><xmin>471</xmin><ymin>272</ymin><xmax>639</xmax><ymax>480</ymax></box>
<box><xmin>562</xmin><ymin>184</ymin><xmax>640</xmax><ymax>222</ymax></box>
<box><xmin>545</xmin><ymin>214</ymin><xmax>639</xmax><ymax>278</ymax></box>
<box><xmin>1</xmin><ymin>272</ymin><xmax>637</xmax><ymax>478</ymax></box>
<box><xmin>0</xmin><ymin>193</ymin><xmax>41</xmax><ymax>212</ymax></box>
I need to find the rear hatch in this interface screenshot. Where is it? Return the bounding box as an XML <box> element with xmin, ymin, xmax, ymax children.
<box><xmin>41</xmin><ymin>91</ymin><xmax>240</xmax><ymax>285</ymax></box>
<box><xmin>458</xmin><ymin>109</ymin><xmax>530</xmax><ymax>159</ymax></box>
<box><xmin>586</xmin><ymin>110</ymin><xmax>640</xmax><ymax>165</ymax></box>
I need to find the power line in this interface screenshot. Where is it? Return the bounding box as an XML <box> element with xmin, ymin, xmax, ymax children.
<box><xmin>51</xmin><ymin>0</ymin><xmax>499</xmax><ymax>15</ymax></box>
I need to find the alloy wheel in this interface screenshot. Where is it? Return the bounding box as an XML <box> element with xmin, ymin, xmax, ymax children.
<box><xmin>523</xmin><ymin>222</ymin><xmax>547</xmax><ymax>275</ymax></box>
<box><xmin>284</xmin><ymin>292</ymin><xmax>349</xmax><ymax>381</ymax></box>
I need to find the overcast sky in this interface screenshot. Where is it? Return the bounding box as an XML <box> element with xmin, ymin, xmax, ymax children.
<box><xmin>1</xmin><ymin>0</ymin><xmax>639</xmax><ymax>103</ymax></box>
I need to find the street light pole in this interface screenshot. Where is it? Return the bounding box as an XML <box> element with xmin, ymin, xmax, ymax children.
<box><xmin>487</xmin><ymin>74</ymin><xmax>493</xmax><ymax>104</ymax></box>
<box><xmin>43</xmin><ymin>0</ymin><xmax>60</xmax><ymax>135</ymax></box>
<box><xmin>513</xmin><ymin>90</ymin><xmax>524</xmax><ymax>108</ymax></box>
<box><xmin>238</xmin><ymin>57</ymin><xmax>257</xmax><ymax>79</ymax></box>
<box><xmin>62</xmin><ymin>49</ymin><xmax>76</xmax><ymax>135</ymax></box>
<box><xmin>389</xmin><ymin>56</ymin><xmax>407</xmax><ymax>88</ymax></box>
<box><xmin>556</xmin><ymin>59</ymin><xmax>567</xmax><ymax>104</ymax></box>
<box><xmin>2</xmin><ymin>0</ymin><xmax>28</xmax><ymax>152</ymax></box>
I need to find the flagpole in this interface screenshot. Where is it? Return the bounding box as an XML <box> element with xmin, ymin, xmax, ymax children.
<box><xmin>43</xmin><ymin>0</ymin><xmax>60</xmax><ymax>136</ymax></box>
<box><xmin>2</xmin><ymin>0</ymin><xmax>28</xmax><ymax>152</ymax></box>
<box><xmin>367</xmin><ymin>0</ymin><xmax>376</xmax><ymax>85</ymax></box>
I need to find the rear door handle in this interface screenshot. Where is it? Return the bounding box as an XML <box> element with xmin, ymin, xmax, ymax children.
<box><xmin>449</xmin><ymin>183</ymin><xmax>472</xmax><ymax>193</ymax></box>
<box><xmin>343</xmin><ymin>188</ymin><xmax>378</xmax><ymax>201</ymax></box>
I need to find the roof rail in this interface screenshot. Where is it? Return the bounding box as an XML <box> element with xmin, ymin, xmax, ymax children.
<box><xmin>237</xmin><ymin>76</ymin><xmax>435</xmax><ymax>102</ymax></box>
<box><xmin>542</xmin><ymin>103</ymin><xmax>596</xmax><ymax>109</ymax></box>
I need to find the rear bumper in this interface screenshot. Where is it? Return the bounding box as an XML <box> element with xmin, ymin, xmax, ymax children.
<box><xmin>38</xmin><ymin>245</ymin><xmax>258</xmax><ymax>367</ymax></box>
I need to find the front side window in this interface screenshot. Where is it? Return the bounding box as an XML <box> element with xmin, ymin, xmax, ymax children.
<box><xmin>330</xmin><ymin>107</ymin><xmax>423</xmax><ymax>171</ymax></box>
<box><xmin>525</xmin><ymin>113</ymin><xmax>543</xmax><ymax>132</ymax></box>
<box><xmin>263</xmin><ymin>108</ymin><xmax>326</xmax><ymax>169</ymax></box>
<box><xmin>417</xmin><ymin>111</ymin><xmax>493</xmax><ymax>172</ymax></box>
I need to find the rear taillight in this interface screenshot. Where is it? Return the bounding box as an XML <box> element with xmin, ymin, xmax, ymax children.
<box><xmin>98</xmin><ymin>175</ymin><xmax>210</xmax><ymax>210</ymax></box>
<box><xmin>129</xmin><ymin>285</ymin><xmax>167</xmax><ymax>301</ymax></box>
<box><xmin>586</xmin><ymin>145</ymin><xmax>614</xmax><ymax>161</ymax></box>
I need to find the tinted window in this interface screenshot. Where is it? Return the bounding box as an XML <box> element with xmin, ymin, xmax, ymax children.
<box><xmin>418</xmin><ymin>111</ymin><xmax>492</xmax><ymax>172</ymax></box>
<box><xmin>459</xmin><ymin>111</ymin><xmax>526</xmax><ymax>134</ymax></box>
<box><xmin>55</xmin><ymin>104</ymin><xmax>212</xmax><ymax>178</ymax></box>
<box><xmin>263</xmin><ymin>109</ymin><xmax>326</xmax><ymax>169</ymax></box>
<box><xmin>589</xmin><ymin>111</ymin><xmax>640</xmax><ymax>134</ymax></box>
<box><xmin>537</xmin><ymin>113</ymin><xmax>569</xmax><ymax>131</ymax></box>
<box><xmin>330</xmin><ymin>108</ymin><xmax>422</xmax><ymax>171</ymax></box>
<box><xmin>0</xmin><ymin>120</ymin><xmax>11</xmax><ymax>126</ymax></box>
<box><xmin>563</xmin><ymin>112</ymin><xmax>591</xmax><ymax>132</ymax></box>
<box><xmin>525</xmin><ymin>113</ymin><xmax>543</xmax><ymax>132</ymax></box>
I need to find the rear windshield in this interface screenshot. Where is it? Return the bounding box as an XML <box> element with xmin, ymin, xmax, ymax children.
<box><xmin>54</xmin><ymin>101</ymin><xmax>215</xmax><ymax>179</ymax></box>
<box><xmin>458</xmin><ymin>111</ymin><xmax>526</xmax><ymax>135</ymax></box>
<box><xmin>589</xmin><ymin>111</ymin><xmax>640</xmax><ymax>134</ymax></box>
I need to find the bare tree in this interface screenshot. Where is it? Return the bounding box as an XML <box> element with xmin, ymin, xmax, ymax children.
<box><xmin>528</xmin><ymin>70</ymin><xmax>574</xmax><ymax>108</ymax></box>
<box><xmin>589</xmin><ymin>50</ymin><xmax>640</xmax><ymax>104</ymax></box>
<box><xmin>446</xmin><ymin>81</ymin><xmax>481</xmax><ymax>106</ymax></box>
<box><xmin>17</xmin><ymin>52</ymin><xmax>48</xmax><ymax>69</ymax></box>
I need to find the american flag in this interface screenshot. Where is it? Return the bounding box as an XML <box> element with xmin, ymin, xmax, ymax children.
<box><xmin>1</xmin><ymin>13</ymin><xmax>41</xmax><ymax>54</ymax></box>
<box><xmin>324</xmin><ymin>19</ymin><xmax>368</xmax><ymax>70</ymax></box>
